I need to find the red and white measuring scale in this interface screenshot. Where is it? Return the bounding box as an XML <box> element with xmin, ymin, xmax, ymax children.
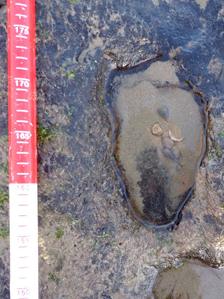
<box><xmin>7</xmin><ymin>1</ymin><xmax>38</xmax><ymax>298</ymax></box>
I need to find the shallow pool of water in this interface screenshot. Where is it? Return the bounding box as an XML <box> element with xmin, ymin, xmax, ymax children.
<box><xmin>152</xmin><ymin>260</ymin><xmax>224</xmax><ymax>299</ymax></box>
<box><xmin>106</xmin><ymin>60</ymin><xmax>207</xmax><ymax>227</ymax></box>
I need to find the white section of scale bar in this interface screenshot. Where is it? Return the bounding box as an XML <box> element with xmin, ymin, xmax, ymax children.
<box><xmin>9</xmin><ymin>183</ymin><xmax>38</xmax><ymax>299</ymax></box>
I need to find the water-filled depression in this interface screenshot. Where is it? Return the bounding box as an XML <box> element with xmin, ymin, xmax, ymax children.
<box><xmin>106</xmin><ymin>60</ymin><xmax>207</xmax><ymax>227</ymax></box>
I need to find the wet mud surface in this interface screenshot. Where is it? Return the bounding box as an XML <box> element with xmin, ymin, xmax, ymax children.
<box><xmin>106</xmin><ymin>60</ymin><xmax>207</xmax><ymax>227</ymax></box>
<box><xmin>152</xmin><ymin>260</ymin><xmax>224</xmax><ymax>299</ymax></box>
<box><xmin>0</xmin><ymin>0</ymin><xmax>224</xmax><ymax>298</ymax></box>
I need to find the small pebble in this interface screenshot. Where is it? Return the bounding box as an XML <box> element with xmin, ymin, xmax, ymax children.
<box><xmin>168</xmin><ymin>130</ymin><xmax>184</xmax><ymax>142</ymax></box>
<box><xmin>157</xmin><ymin>105</ymin><xmax>169</xmax><ymax>121</ymax></box>
<box><xmin>162</xmin><ymin>136</ymin><xmax>174</xmax><ymax>149</ymax></box>
<box><xmin>151</xmin><ymin>123</ymin><xmax>163</xmax><ymax>136</ymax></box>
<box><xmin>162</xmin><ymin>146</ymin><xmax>181</xmax><ymax>163</ymax></box>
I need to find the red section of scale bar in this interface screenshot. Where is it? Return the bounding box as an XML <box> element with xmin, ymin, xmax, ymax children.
<box><xmin>7</xmin><ymin>0</ymin><xmax>37</xmax><ymax>184</ymax></box>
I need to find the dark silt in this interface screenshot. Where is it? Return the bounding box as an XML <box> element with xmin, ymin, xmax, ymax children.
<box><xmin>106</xmin><ymin>60</ymin><xmax>207</xmax><ymax>228</ymax></box>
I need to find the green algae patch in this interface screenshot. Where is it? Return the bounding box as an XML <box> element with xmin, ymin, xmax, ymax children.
<box><xmin>0</xmin><ymin>227</ymin><xmax>9</xmax><ymax>238</ymax></box>
<box><xmin>106</xmin><ymin>60</ymin><xmax>207</xmax><ymax>227</ymax></box>
<box><xmin>37</xmin><ymin>125</ymin><xmax>55</xmax><ymax>145</ymax></box>
<box><xmin>0</xmin><ymin>190</ymin><xmax>8</xmax><ymax>209</ymax></box>
<box><xmin>55</xmin><ymin>227</ymin><xmax>64</xmax><ymax>239</ymax></box>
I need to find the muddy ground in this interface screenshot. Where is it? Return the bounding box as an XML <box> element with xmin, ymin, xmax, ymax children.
<box><xmin>0</xmin><ymin>0</ymin><xmax>224</xmax><ymax>298</ymax></box>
